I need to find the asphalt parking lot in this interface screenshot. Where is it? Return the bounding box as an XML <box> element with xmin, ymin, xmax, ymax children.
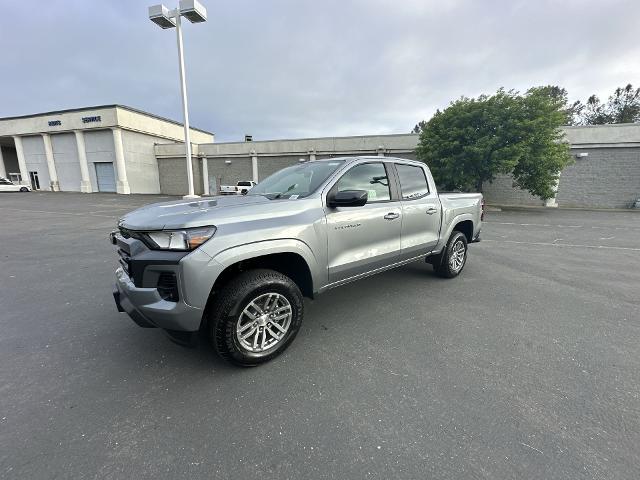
<box><xmin>1</xmin><ymin>192</ymin><xmax>639</xmax><ymax>480</ymax></box>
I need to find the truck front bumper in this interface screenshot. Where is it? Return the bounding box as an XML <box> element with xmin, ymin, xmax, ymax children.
<box><xmin>113</xmin><ymin>266</ymin><xmax>204</xmax><ymax>332</ymax></box>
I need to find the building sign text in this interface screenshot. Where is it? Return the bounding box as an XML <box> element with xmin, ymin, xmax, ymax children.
<box><xmin>82</xmin><ymin>115</ymin><xmax>102</xmax><ymax>124</ymax></box>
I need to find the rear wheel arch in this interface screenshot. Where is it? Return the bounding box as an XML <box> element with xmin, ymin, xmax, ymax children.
<box><xmin>453</xmin><ymin>220</ymin><xmax>474</xmax><ymax>242</ymax></box>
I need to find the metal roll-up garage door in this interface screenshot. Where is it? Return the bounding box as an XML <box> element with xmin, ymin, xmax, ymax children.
<box><xmin>95</xmin><ymin>162</ymin><xmax>116</xmax><ymax>192</ymax></box>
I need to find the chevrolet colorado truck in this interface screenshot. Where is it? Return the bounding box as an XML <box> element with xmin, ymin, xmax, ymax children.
<box><xmin>111</xmin><ymin>156</ymin><xmax>483</xmax><ymax>366</ymax></box>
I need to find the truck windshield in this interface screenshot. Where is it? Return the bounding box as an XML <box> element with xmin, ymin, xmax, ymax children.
<box><xmin>249</xmin><ymin>160</ymin><xmax>345</xmax><ymax>199</ymax></box>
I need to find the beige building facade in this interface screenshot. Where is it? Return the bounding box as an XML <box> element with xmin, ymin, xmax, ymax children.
<box><xmin>0</xmin><ymin>105</ymin><xmax>213</xmax><ymax>194</ymax></box>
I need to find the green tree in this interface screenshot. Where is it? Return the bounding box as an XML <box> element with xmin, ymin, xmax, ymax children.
<box><xmin>533</xmin><ymin>85</ymin><xmax>583</xmax><ymax>125</ymax></box>
<box><xmin>608</xmin><ymin>84</ymin><xmax>640</xmax><ymax>123</ymax></box>
<box><xmin>578</xmin><ymin>84</ymin><xmax>640</xmax><ymax>125</ymax></box>
<box><xmin>411</xmin><ymin>120</ymin><xmax>427</xmax><ymax>134</ymax></box>
<box><xmin>581</xmin><ymin>95</ymin><xmax>612</xmax><ymax>125</ymax></box>
<box><xmin>415</xmin><ymin>87</ymin><xmax>572</xmax><ymax>199</ymax></box>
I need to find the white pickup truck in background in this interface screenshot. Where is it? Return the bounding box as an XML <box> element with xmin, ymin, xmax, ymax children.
<box><xmin>219</xmin><ymin>181</ymin><xmax>257</xmax><ymax>195</ymax></box>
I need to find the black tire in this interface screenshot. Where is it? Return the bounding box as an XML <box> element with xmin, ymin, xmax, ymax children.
<box><xmin>20</xmin><ymin>187</ymin><xmax>29</xmax><ymax>192</ymax></box>
<box><xmin>209</xmin><ymin>269</ymin><xmax>304</xmax><ymax>366</ymax></box>
<box><xmin>434</xmin><ymin>231</ymin><xmax>468</xmax><ymax>278</ymax></box>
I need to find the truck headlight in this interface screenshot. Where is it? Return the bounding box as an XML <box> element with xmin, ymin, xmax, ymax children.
<box><xmin>141</xmin><ymin>226</ymin><xmax>216</xmax><ymax>251</ymax></box>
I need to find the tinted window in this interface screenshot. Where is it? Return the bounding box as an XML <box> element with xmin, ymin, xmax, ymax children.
<box><xmin>237</xmin><ymin>181</ymin><xmax>252</xmax><ymax>186</ymax></box>
<box><xmin>336</xmin><ymin>163</ymin><xmax>390</xmax><ymax>202</ymax></box>
<box><xmin>396</xmin><ymin>164</ymin><xmax>429</xmax><ymax>199</ymax></box>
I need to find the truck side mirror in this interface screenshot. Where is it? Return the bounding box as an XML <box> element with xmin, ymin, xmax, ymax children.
<box><xmin>328</xmin><ymin>190</ymin><xmax>368</xmax><ymax>208</ymax></box>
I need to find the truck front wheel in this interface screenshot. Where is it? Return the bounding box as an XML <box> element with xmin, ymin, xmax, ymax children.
<box><xmin>209</xmin><ymin>269</ymin><xmax>304</xmax><ymax>366</ymax></box>
<box><xmin>434</xmin><ymin>231</ymin><xmax>468</xmax><ymax>278</ymax></box>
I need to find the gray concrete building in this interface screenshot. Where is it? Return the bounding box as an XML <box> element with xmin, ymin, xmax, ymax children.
<box><xmin>153</xmin><ymin>124</ymin><xmax>639</xmax><ymax>209</ymax></box>
<box><xmin>2</xmin><ymin>103</ymin><xmax>637</xmax><ymax>209</ymax></box>
<box><xmin>482</xmin><ymin>123</ymin><xmax>640</xmax><ymax>209</ymax></box>
<box><xmin>0</xmin><ymin>105</ymin><xmax>213</xmax><ymax>194</ymax></box>
<box><xmin>154</xmin><ymin>134</ymin><xmax>419</xmax><ymax>196</ymax></box>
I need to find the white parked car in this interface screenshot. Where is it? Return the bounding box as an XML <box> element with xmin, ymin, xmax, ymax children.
<box><xmin>0</xmin><ymin>178</ymin><xmax>31</xmax><ymax>192</ymax></box>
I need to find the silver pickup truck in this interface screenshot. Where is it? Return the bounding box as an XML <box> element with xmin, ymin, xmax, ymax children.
<box><xmin>112</xmin><ymin>156</ymin><xmax>483</xmax><ymax>366</ymax></box>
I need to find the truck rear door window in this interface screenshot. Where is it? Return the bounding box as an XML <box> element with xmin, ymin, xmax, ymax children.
<box><xmin>396</xmin><ymin>164</ymin><xmax>429</xmax><ymax>200</ymax></box>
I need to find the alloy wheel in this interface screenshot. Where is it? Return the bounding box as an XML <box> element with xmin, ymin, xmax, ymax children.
<box><xmin>236</xmin><ymin>292</ymin><xmax>293</xmax><ymax>353</ymax></box>
<box><xmin>449</xmin><ymin>239</ymin><xmax>466</xmax><ymax>272</ymax></box>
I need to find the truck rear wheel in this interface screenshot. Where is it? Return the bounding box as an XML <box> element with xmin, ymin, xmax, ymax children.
<box><xmin>434</xmin><ymin>231</ymin><xmax>468</xmax><ymax>278</ymax></box>
<box><xmin>209</xmin><ymin>269</ymin><xmax>304</xmax><ymax>366</ymax></box>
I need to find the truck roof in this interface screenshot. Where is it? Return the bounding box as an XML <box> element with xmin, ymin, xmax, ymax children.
<box><xmin>314</xmin><ymin>155</ymin><xmax>423</xmax><ymax>166</ymax></box>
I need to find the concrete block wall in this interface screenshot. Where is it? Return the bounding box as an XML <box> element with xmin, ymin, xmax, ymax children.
<box><xmin>483</xmin><ymin>147</ymin><xmax>640</xmax><ymax>208</ymax></box>
<box><xmin>482</xmin><ymin>174</ymin><xmax>546</xmax><ymax>206</ymax></box>
<box><xmin>257</xmin><ymin>155</ymin><xmax>301</xmax><ymax>180</ymax></box>
<box><xmin>557</xmin><ymin>147</ymin><xmax>640</xmax><ymax>208</ymax></box>
<box><xmin>153</xmin><ymin>126</ymin><xmax>639</xmax><ymax>208</ymax></box>
<box><xmin>206</xmin><ymin>157</ymin><xmax>252</xmax><ymax>190</ymax></box>
<box><xmin>157</xmin><ymin>157</ymin><xmax>203</xmax><ymax>196</ymax></box>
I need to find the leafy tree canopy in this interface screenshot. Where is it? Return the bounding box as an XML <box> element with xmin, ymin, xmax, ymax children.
<box><xmin>575</xmin><ymin>84</ymin><xmax>640</xmax><ymax>125</ymax></box>
<box><xmin>415</xmin><ymin>87</ymin><xmax>572</xmax><ymax>199</ymax></box>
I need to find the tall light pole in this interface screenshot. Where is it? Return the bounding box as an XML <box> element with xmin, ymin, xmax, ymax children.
<box><xmin>149</xmin><ymin>0</ymin><xmax>207</xmax><ymax>199</ymax></box>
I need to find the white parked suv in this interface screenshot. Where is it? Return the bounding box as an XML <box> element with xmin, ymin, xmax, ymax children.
<box><xmin>0</xmin><ymin>178</ymin><xmax>31</xmax><ymax>192</ymax></box>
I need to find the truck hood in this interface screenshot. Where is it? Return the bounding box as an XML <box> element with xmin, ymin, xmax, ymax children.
<box><xmin>119</xmin><ymin>195</ymin><xmax>273</xmax><ymax>230</ymax></box>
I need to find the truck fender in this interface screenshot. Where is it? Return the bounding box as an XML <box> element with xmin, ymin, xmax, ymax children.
<box><xmin>182</xmin><ymin>239</ymin><xmax>322</xmax><ymax>318</ymax></box>
<box><xmin>434</xmin><ymin>212</ymin><xmax>475</xmax><ymax>254</ymax></box>
<box><xmin>215</xmin><ymin>238</ymin><xmax>321</xmax><ymax>291</ymax></box>
<box><xmin>217</xmin><ymin>236</ymin><xmax>315</xmax><ymax>264</ymax></box>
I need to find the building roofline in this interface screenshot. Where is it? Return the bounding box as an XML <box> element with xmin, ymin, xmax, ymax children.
<box><xmin>209</xmin><ymin>132</ymin><xmax>418</xmax><ymax>146</ymax></box>
<box><xmin>0</xmin><ymin>104</ymin><xmax>214</xmax><ymax>136</ymax></box>
<box><xmin>563</xmin><ymin>122</ymin><xmax>640</xmax><ymax>130</ymax></box>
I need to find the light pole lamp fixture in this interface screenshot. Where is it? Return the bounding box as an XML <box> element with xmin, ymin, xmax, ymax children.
<box><xmin>179</xmin><ymin>0</ymin><xmax>207</xmax><ymax>23</ymax></box>
<box><xmin>148</xmin><ymin>1</ymin><xmax>207</xmax><ymax>199</ymax></box>
<box><xmin>148</xmin><ymin>4</ymin><xmax>176</xmax><ymax>28</ymax></box>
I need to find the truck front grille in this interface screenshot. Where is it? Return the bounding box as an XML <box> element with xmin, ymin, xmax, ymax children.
<box><xmin>118</xmin><ymin>248</ymin><xmax>131</xmax><ymax>275</ymax></box>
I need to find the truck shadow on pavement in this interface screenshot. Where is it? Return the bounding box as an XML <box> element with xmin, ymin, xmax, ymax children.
<box><xmin>110</xmin><ymin>260</ymin><xmax>442</xmax><ymax>373</ymax></box>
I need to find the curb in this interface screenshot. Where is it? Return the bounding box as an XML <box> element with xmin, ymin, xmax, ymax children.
<box><xmin>486</xmin><ymin>204</ymin><xmax>640</xmax><ymax>213</ymax></box>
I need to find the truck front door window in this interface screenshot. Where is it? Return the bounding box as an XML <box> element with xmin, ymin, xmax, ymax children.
<box><xmin>335</xmin><ymin>163</ymin><xmax>390</xmax><ymax>202</ymax></box>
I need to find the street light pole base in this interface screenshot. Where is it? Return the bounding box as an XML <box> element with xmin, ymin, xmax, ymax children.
<box><xmin>183</xmin><ymin>194</ymin><xmax>201</xmax><ymax>200</ymax></box>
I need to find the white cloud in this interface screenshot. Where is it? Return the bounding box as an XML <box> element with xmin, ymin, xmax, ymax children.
<box><xmin>1</xmin><ymin>0</ymin><xmax>639</xmax><ymax>140</ymax></box>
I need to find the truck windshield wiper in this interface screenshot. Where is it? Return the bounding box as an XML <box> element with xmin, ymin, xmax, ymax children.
<box><xmin>272</xmin><ymin>184</ymin><xmax>297</xmax><ymax>199</ymax></box>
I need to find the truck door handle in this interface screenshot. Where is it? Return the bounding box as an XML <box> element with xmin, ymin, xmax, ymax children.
<box><xmin>384</xmin><ymin>212</ymin><xmax>400</xmax><ymax>220</ymax></box>
<box><xmin>426</xmin><ymin>207</ymin><xmax>438</xmax><ymax>215</ymax></box>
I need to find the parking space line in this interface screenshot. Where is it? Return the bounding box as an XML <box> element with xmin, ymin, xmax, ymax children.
<box><xmin>482</xmin><ymin>239</ymin><xmax>640</xmax><ymax>252</ymax></box>
<box><xmin>0</xmin><ymin>207</ymin><xmax>117</xmax><ymax>219</ymax></box>
<box><xmin>485</xmin><ymin>221</ymin><xmax>640</xmax><ymax>232</ymax></box>
<box><xmin>485</xmin><ymin>221</ymin><xmax>583</xmax><ymax>228</ymax></box>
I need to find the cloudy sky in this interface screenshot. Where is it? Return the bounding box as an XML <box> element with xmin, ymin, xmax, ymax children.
<box><xmin>2</xmin><ymin>0</ymin><xmax>639</xmax><ymax>141</ymax></box>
